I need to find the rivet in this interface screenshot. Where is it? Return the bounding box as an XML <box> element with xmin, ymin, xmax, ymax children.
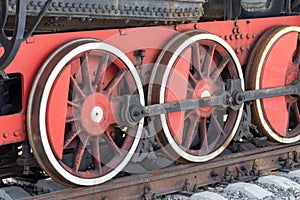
<box><xmin>14</xmin><ymin>130</ymin><xmax>21</xmax><ymax>137</ymax></box>
<box><xmin>3</xmin><ymin>132</ymin><xmax>9</xmax><ymax>138</ymax></box>
<box><xmin>119</xmin><ymin>29</ymin><xmax>127</xmax><ymax>36</ymax></box>
<box><xmin>26</xmin><ymin>36</ymin><xmax>35</xmax><ymax>44</ymax></box>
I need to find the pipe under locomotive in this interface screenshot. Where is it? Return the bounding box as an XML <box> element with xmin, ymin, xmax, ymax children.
<box><xmin>0</xmin><ymin>0</ymin><xmax>299</xmax><ymax>186</ymax></box>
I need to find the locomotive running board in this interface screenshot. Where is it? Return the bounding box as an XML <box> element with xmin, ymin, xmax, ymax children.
<box><xmin>121</xmin><ymin>77</ymin><xmax>300</xmax><ymax>125</ymax></box>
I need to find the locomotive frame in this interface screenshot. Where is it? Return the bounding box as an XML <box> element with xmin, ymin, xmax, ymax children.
<box><xmin>0</xmin><ymin>0</ymin><xmax>299</xmax><ymax>187</ymax></box>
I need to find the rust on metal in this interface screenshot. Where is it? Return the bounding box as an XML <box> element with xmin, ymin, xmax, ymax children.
<box><xmin>27</xmin><ymin>143</ymin><xmax>300</xmax><ymax>200</ymax></box>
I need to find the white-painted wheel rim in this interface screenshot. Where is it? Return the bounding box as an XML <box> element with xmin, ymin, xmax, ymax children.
<box><xmin>28</xmin><ymin>40</ymin><xmax>144</xmax><ymax>186</ymax></box>
<box><xmin>254</xmin><ymin>26</ymin><xmax>300</xmax><ymax>143</ymax></box>
<box><xmin>150</xmin><ymin>32</ymin><xmax>244</xmax><ymax>162</ymax></box>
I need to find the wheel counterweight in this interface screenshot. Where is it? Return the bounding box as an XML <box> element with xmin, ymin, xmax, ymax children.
<box><xmin>148</xmin><ymin>30</ymin><xmax>244</xmax><ymax>162</ymax></box>
<box><xmin>27</xmin><ymin>39</ymin><xmax>144</xmax><ymax>186</ymax></box>
<box><xmin>246</xmin><ymin>26</ymin><xmax>300</xmax><ymax>143</ymax></box>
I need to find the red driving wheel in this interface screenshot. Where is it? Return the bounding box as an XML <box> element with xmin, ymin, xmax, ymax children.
<box><xmin>246</xmin><ymin>26</ymin><xmax>300</xmax><ymax>143</ymax></box>
<box><xmin>27</xmin><ymin>39</ymin><xmax>144</xmax><ymax>186</ymax></box>
<box><xmin>148</xmin><ymin>30</ymin><xmax>244</xmax><ymax>162</ymax></box>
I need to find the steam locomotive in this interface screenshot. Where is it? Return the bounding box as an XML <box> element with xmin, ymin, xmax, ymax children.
<box><xmin>0</xmin><ymin>0</ymin><xmax>299</xmax><ymax>186</ymax></box>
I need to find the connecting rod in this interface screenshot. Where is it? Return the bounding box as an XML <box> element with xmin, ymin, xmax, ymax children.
<box><xmin>121</xmin><ymin>77</ymin><xmax>300</xmax><ymax>125</ymax></box>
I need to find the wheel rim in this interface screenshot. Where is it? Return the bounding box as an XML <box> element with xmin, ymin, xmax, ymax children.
<box><xmin>148</xmin><ymin>31</ymin><xmax>244</xmax><ymax>162</ymax></box>
<box><xmin>246</xmin><ymin>26</ymin><xmax>300</xmax><ymax>143</ymax></box>
<box><xmin>27</xmin><ymin>39</ymin><xmax>144</xmax><ymax>186</ymax></box>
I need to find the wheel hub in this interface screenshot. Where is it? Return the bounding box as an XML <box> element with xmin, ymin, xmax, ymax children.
<box><xmin>194</xmin><ymin>79</ymin><xmax>214</xmax><ymax>117</ymax></box>
<box><xmin>201</xmin><ymin>90</ymin><xmax>211</xmax><ymax>98</ymax></box>
<box><xmin>91</xmin><ymin>106</ymin><xmax>104</xmax><ymax>123</ymax></box>
<box><xmin>80</xmin><ymin>93</ymin><xmax>111</xmax><ymax>136</ymax></box>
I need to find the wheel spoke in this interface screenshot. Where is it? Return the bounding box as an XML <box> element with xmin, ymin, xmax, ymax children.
<box><xmin>64</xmin><ymin>129</ymin><xmax>81</xmax><ymax>148</ymax></box>
<box><xmin>104</xmin><ymin>70</ymin><xmax>126</xmax><ymax>94</ymax></box>
<box><xmin>66</xmin><ymin>116</ymin><xmax>79</xmax><ymax>123</ymax></box>
<box><xmin>104</xmin><ymin>131</ymin><xmax>122</xmax><ymax>155</ymax></box>
<box><xmin>184</xmin><ymin>109</ymin><xmax>199</xmax><ymax>120</ymax></box>
<box><xmin>91</xmin><ymin>137</ymin><xmax>103</xmax><ymax>175</ymax></box>
<box><xmin>74</xmin><ymin>134</ymin><xmax>90</xmax><ymax>172</ymax></box>
<box><xmin>188</xmin><ymin>72</ymin><xmax>199</xmax><ymax>87</ymax></box>
<box><xmin>213</xmin><ymin>57</ymin><xmax>229</xmax><ymax>82</ymax></box>
<box><xmin>81</xmin><ymin>53</ymin><xmax>93</xmax><ymax>94</ymax></box>
<box><xmin>191</xmin><ymin>43</ymin><xmax>205</xmax><ymax>80</ymax></box>
<box><xmin>94</xmin><ymin>55</ymin><xmax>109</xmax><ymax>91</ymax></box>
<box><xmin>67</xmin><ymin>101</ymin><xmax>80</xmax><ymax>109</ymax></box>
<box><xmin>182</xmin><ymin>113</ymin><xmax>198</xmax><ymax>148</ymax></box>
<box><xmin>70</xmin><ymin>75</ymin><xmax>86</xmax><ymax>99</ymax></box>
<box><xmin>211</xmin><ymin>110</ymin><xmax>226</xmax><ymax>136</ymax></box>
<box><xmin>199</xmin><ymin>117</ymin><xmax>209</xmax><ymax>152</ymax></box>
<box><xmin>203</xmin><ymin>44</ymin><xmax>216</xmax><ymax>77</ymax></box>
<box><xmin>121</xmin><ymin>132</ymin><xmax>135</xmax><ymax>150</ymax></box>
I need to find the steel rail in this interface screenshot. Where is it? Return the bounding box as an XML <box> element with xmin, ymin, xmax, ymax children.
<box><xmin>26</xmin><ymin>142</ymin><xmax>300</xmax><ymax>200</ymax></box>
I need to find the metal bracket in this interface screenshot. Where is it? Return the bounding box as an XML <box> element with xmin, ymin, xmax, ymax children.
<box><xmin>0</xmin><ymin>0</ymin><xmax>52</xmax><ymax>71</ymax></box>
<box><xmin>234</xmin><ymin>102</ymin><xmax>257</xmax><ymax>141</ymax></box>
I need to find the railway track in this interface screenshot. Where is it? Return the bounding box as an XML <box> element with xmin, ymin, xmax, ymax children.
<box><xmin>16</xmin><ymin>141</ymin><xmax>300</xmax><ymax>200</ymax></box>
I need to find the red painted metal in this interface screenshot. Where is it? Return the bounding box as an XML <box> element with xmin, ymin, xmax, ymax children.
<box><xmin>165</xmin><ymin>48</ymin><xmax>190</xmax><ymax>144</ymax></box>
<box><xmin>46</xmin><ymin>65</ymin><xmax>71</xmax><ymax>160</ymax></box>
<box><xmin>164</xmin><ymin>34</ymin><xmax>240</xmax><ymax>155</ymax></box>
<box><xmin>43</xmin><ymin>45</ymin><xmax>142</xmax><ymax>179</ymax></box>
<box><xmin>260</xmin><ymin>31</ymin><xmax>299</xmax><ymax>137</ymax></box>
<box><xmin>0</xmin><ymin>15</ymin><xmax>299</xmax><ymax>146</ymax></box>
